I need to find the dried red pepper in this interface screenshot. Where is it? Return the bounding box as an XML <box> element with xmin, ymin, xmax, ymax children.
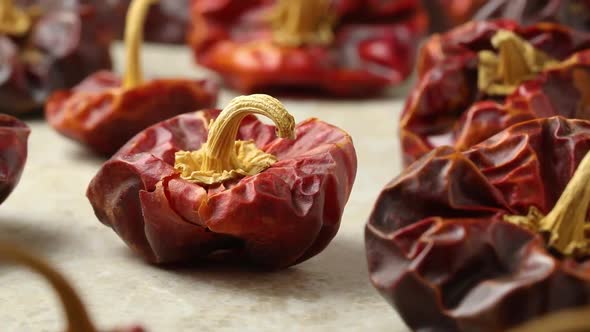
<box><xmin>401</xmin><ymin>20</ymin><xmax>590</xmax><ymax>165</ymax></box>
<box><xmin>189</xmin><ymin>0</ymin><xmax>426</xmax><ymax>96</ymax></box>
<box><xmin>0</xmin><ymin>0</ymin><xmax>112</xmax><ymax>116</ymax></box>
<box><xmin>0</xmin><ymin>114</ymin><xmax>29</xmax><ymax>205</ymax></box>
<box><xmin>45</xmin><ymin>0</ymin><xmax>217</xmax><ymax>156</ymax></box>
<box><xmin>87</xmin><ymin>94</ymin><xmax>357</xmax><ymax>268</ymax></box>
<box><xmin>367</xmin><ymin>116</ymin><xmax>590</xmax><ymax>331</ymax></box>
<box><xmin>0</xmin><ymin>242</ymin><xmax>146</xmax><ymax>331</ymax></box>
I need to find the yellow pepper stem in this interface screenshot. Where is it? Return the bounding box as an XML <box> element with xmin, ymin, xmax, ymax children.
<box><xmin>504</xmin><ymin>151</ymin><xmax>590</xmax><ymax>258</ymax></box>
<box><xmin>478</xmin><ymin>30</ymin><xmax>558</xmax><ymax>95</ymax></box>
<box><xmin>175</xmin><ymin>94</ymin><xmax>296</xmax><ymax>185</ymax></box>
<box><xmin>0</xmin><ymin>243</ymin><xmax>98</xmax><ymax>332</ymax></box>
<box><xmin>269</xmin><ymin>0</ymin><xmax>335</xmax><ymax>47</ymax></box>
<box><xmin>0</xmin><ymin>0</ymin><xmax>31</xmax><ymax>36</ymax></box>
<box><xmin>123</xmin><ymin>0</ymin><xmax>159</xmax><ymax>89</ymax></box>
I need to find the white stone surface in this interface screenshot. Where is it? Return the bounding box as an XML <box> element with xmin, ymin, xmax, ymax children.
<box><xmin>0</xmin><ymin>43</ymin><xmax>409</xmax><ymax>331</ymax></box>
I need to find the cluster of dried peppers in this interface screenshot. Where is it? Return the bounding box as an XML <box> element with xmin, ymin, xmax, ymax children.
<box><xmin>87</xmin><ymin>94</ymin><xmax>357</xmax><ymax>268</ymax></box>
<box><xmin>0</xmin><ymin>242</ymin><xmax>145</xmax><ymax>331</ymax></box>
<box><xmin>401</xmin><ymin>19</ymin><xmax>590</xmax><ymax>165</ymax></box>
<box><xmin>0</xmin><ymin>0</ymin><xmax>112</xmax><ymax>116</ymax></box>
<box><xmin>45</xmin><ymin>0</ymin><xmax>217</xmax><ymax>156</ymax></box>
<box><xmin>0</xmin><ymin>114</ymin><xmax>29</xmax><ymax>205</ymax></box>
<box><xmin>189</xmin><ymin>0</ymin><xmax>426</xmax><ymax>96</ymax></box>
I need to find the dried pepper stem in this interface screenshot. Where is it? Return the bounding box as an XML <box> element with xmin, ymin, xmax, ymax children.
<box><xmin>270</xmin><ymin>0</ymin><xmax>335</xmax><ymax>47</ymax></box>
<box><xmin>0</xmin><ymin>0</ymin><xmax>31</xmax><ymax>36</ymax></box>
<box><xmin>0</xmin><ymin>242</ymin><xmax>98</xmax><ymax>332</ymax></box>
<box><xmin>123</xmin><ymin>0</ymin><xmax>159</xmax><ymax>89</ymax></box>
<box><xmin>478</xmin><ymin>30</ymin><xmax>558</xmax><ymax>95</ymax></box>
<box><xmin>175</xmin><ymin>94</ymin><xmax>296</xmax><ymax>185</ymax></box>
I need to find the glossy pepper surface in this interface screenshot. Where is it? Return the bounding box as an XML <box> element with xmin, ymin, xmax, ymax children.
<box><xmin>189</xmin><ymin>0</ymin><xmax>426</xmax><ymax>96</ymax></box>
<box><xmin>401</xmin><ymin>20</ymin><xmax>590</xmax><ymax>165</ymax></box>
<box><xmin>0</xmin><ymin>115</ymin><xmax>29</xmax><ymax>205</ymax></box>
<box><xmin>0</xmin><ymin>0</ymin><xmax>112</xmax><ymax>116</ymax></box>
<box><xmin>87</xmin><ymin>94</ymin><xmax>357</xmax><ymax>268</ymax></box>
<box><xmin>367</xmin><ymin>116</ymin><xmax>590</xmax><ymax>331</ymax></box>
<box><xmin>45</xmin><ymin>0</ymin><xmax>217</xmax><ymax>156</ymax></box>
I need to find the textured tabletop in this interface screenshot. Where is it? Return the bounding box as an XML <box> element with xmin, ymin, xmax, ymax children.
<box><xmin>0</xmin><ymin>43</ymin><xmax>409</xmax><ymax>331</ymax></box>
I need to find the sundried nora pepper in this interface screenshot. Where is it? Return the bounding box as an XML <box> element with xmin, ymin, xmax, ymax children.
<box><xmin>0</xmin><ymin>114</ymin><xmax>29</xmax><ymax>205</ymax></box>
<box><xmin>45</xmin><ymin>0</ymin><xmax>217</xmax><ymax>155</ymax></box>
<box><xmin>87</xmin><ymin>94</ymin><xmax>357</xmax><ymax>268</ymax></box>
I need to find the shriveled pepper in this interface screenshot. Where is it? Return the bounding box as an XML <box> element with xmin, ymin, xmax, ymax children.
<box><xmin>0</xmin><ymin>242</ymin><xmax>145</xmax><ymax>331</ymax></box>
<box><xmin>367</xmin><ymin>116</ymin><xmax>590</xmax><ymax>331</ymax></box>
<box><xmin>401</xmin><ymin>20</ymin><xmax>590</xmax><ymax>165</ymax></box>
<box><xmin>45</xmin><ymin>0</ymin><xmax>217</xmax><ymax>156</ymax></box>
<box><xmin>189</xmin><ymin>0</ymin><xmax>426</xmax><ymax>96</ymax></box>
<box><xmin>0</xmin><ymin>0</ymin><xmax>112</xmax><ymax>116</ymax></box>
<box><xmin>87</xmin><ymin>94</ymin><xmax>357</xmax><ymax>268</ymax></box>
<box><xmin>0</xmin><ymin>114</ymin><xmax>29</xmax><ymax>205</ymax></box>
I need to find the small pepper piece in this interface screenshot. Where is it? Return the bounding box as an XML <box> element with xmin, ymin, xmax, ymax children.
<box><xmin>0</xmin><ymin>114</ymin><xmax>29</xmax><ymax>205</ymax></box>
<box><xmin>0</xmin><ymin>241</ymin><xmax>146</xmax><ymax>332</ymax></box>
<box><xmin>367</xmin><ymin>116</ymin><xmax>590</xmax><ymax>331</ymax></box>
<box><xmin>45</xmin><ymin>0</ymin><xmax>217</xmax><ymax>156</ymax></box>
<box><xmin>189</xmin><ymin>0</ymin><xmax>427</xmax><ymax>96</ymax></box>
<box><xmin>401</xmin><ymin>20</ymin><xmax>590</xmax><ymax>165</ymax></box>
<box><xmin>87</xmin><ymin>94</ymin><xmax>357</xmax><ymax>268</ymax></box>
<box><xmin>0</xmin><ymin>0</ymin><xmax>112</xmax><ymax>116</ymax></box>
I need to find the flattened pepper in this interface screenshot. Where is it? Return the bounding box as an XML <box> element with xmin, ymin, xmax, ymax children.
<box><xmin>0</xmin><ymin>0</ymin><xmax>112</xmax><ymax>116</ymax></box>
<box><xmin>189</xmin><ymin>0</ymin><xmax>426</xmax><ymax>96</ymax></box>
<box><xmin>45</xmin><ymin>0</ymin><xmax>217</xmax><ymax>156</ymax></box>
<box><xmin>401</xmin><ymin>20</ymin><xmax>590</xmax><ymax>165</ymax></box>
<box><xmin>87</xmin><ymin>94</ymin><xmax>357</xmax><ymax>268</ymax></box>
<box><xmin>367</xmin><ymin>116</ymin><xmax>590</xmax><ymax>331</ymax></box>
<box><xmin>0</xmin><ymin>114</ymin><xmax>29</xmax><ymax>205</ymax></box>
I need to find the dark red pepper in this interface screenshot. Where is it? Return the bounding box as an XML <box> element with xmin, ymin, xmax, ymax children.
<box><xmin>189</xmin><ymin>0</ymin><xmax>426</xmax><ymax>97</ymax></box>
<box><xmin>87</xmin><ymin>94</ymin><xmax>357</xmax><ymax>268</ymax></box>
<box><xmin>401</xmin><ymin>20</ymin><xmax>590</xmax><ymax>166</ymax></box>
<box><xmin>45</xmin><ymin>0</ymin><xmax>217</xmax><ymax>156</ymax></box>
<box><xmin>0</xmin><ymin>114</ymin><xmax>29</xmax><ymax>205</ymax></box>
<box><xmin>0</xmin><ymin>0</ymin><xmax>112</xmax><ymax>116</ymax></box>
<box><xmin>367</xmin><ymin>116</ymin><xmax>590</xmax><ymax>331</ymax></box>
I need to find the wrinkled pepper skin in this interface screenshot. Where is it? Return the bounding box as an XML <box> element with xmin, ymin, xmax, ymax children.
<box><xmin>45</xmin><ymin>71</ymin><xmax>218</xmax><ymax>156</ymax></box>
<box><xmin>0</xmin><ymin>2</ymin><xmax>112</xmax><ymax>116</ymax></box>
<box><xmin>87</xmin><ymin>110</ymin><xmax>357</xmax><ymax>268</ymax></box>
<box><xmin>189</xmin><ymin>0</ymin><xmax>426</xmax><ymax>96</ymax></box>
<box><xmin>367</xmin><ymin>116</ymin><xmax>590</xmax><ymax>332</ymax></box>
<box><xmin>0</xmin><ymin>115</ymin><xmax>29</xmax><ymax>205</ymax></box>
<box><xmin>401</xmin><ymin>20</ymin><xmax>590</xmax><ymax>166</ymax></box>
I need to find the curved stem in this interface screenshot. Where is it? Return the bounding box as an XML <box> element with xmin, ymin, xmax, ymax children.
<box><xmin>123</xmin><ymin>0</ymin><xmax>159</xmax><ymax>89</ymax></box>
<box><xmin>270</xmin><ymin>0</ymin><xmax>335</xmax><ymax>47</ymax></box>
<box><xmin>0</xmin><ymin>0</ymin><xmax>31</xmax><ymax>36</ymax></box>
<box><xmin>0</xmin><ymin>243</ymin><xmax>97</xmax><ymax>332</ymax></box>
<box><xmin>202</xmin><ymin>94</ymin><xmax>295</xmax><ymax>173</ymax></box>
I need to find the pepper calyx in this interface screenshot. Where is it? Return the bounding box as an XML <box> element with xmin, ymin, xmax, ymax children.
<box><xmin>478</xmin><ymin>30</ymin><xmax>559</xmax><ymax>95</ymax></box>
<box><xmin>123</xmin><ymin>0</ymin><xmax>159</xmax><ymax>89</ymax></box>
<box><xmin>174</xmin><ymin>94</ymin><xmax>296</xmax><ymax>185</ymax></box>
<box><xmin>0</xmin><ymin>0</ymin><xmax>31</xmax><ymax>36</ymax></box>
<box><xmin>269</xmin><ymin>0</ymin><xmax>336</xmax><ymax>47</ymax></box>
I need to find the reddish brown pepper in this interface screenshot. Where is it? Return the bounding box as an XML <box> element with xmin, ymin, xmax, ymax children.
<box><xmin>0</xmin><ymin>114</ymin><xmax>29</xmax><ymax>205</ymax></box>
<box><xmin>0</xmin><ymin>0</ymin><xmax>112</xmax><ymax>116</ymax></box>
<box><xmin>189</xmin><ymin>0</ymin><xmax>426</xmax><ymax>97</ymax></box>
<box><xmin>87</xmin><ymin>94</ymin><xmax>357</xmax><ymax>268</ymax></box>
<box><xmin>45</xmin><ymin>0</ymin><xmax>217</xmax><ymax>156</ymax></box>
<box><xmin>367</xmin><ymin>116</ymin><xmax>590</xmax><ymax>331</ymax></box>
<box><xmin>401</xmin><ymin>20</ymin><xmax>590</xmax><ymax>165</ymax></box>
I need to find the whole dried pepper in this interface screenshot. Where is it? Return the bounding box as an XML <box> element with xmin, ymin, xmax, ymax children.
<box><xmin>0</xmin><ymin>242</ymin><xmax>145</xmax><ymax>331</ymax></box>
<box><xmin>0</xmin><ymin>0</ymin><xmax>112</xmax><ymax>116</ymax></box>
<box><xmin>367</xmin><ymin>116</ymin><xmax>590</xmax><ymax>331</ymax></box>
<box><xmin>401</xmin><ymin>20</ymin><xmax>590</xmax><ymax>165</ymax></box>
<box><xmin>45</xmin><ymin>0</ymin><xmax>217</xmax><ymax>156</ymax></box>
<box><xmin>87</xmin><ymin>94</ymin><xmax>357</xmax><ymax>268</ymax></box>
<box><xmin>189</xmin><ymin>0</ymin><xmax>426</xmax><ymax>96</ymax></box>
<box><xmin>0</xmin><ymin>114</ymin><xmax>29</xmax><ymax>205</ymax></box>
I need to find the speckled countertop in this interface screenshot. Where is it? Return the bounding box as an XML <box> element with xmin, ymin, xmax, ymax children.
<box><xmin>0</xmin><ymin>43</ymin><xmax>409</xmax><ymax>331</ymax></box>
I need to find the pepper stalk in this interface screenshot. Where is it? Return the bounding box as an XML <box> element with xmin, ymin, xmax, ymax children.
<box><xmin>0</xmin><ymin>0</ymin><xmax>31</xmax><ymax>36</ymax></box>
<box><xmin>123</xmin><ymin>0</ymin><xmax>159</xmax><ymax>89</ymax></box>
<box><xmin>269</xmin><ymin>0</ymin><xmax>336</xmax><ymax>47</ymax></box>
<box><xmin>175</xmin><ymin>94</ymin><xmax>296</xmax><ymax>185</ymax></box>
